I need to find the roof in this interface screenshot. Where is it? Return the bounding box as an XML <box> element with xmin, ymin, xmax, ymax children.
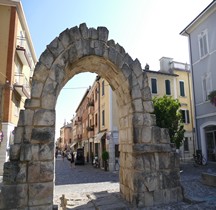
<box><xmin>180</xmin><ymin>1</ymin><xmax>216</xmax><ymax>36</ymax></box>
<box><xmin>144</xmin><ymin>70</ymin><xmax>178</xmax><ymax>77</ymax></box>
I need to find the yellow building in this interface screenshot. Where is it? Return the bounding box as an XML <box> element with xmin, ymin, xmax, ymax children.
<box><xmin>145</xmin><ymin>57</ymin><xmax>194</xmax><ymax>161</ymax></box>
<box><xmin>0</xmin><ymin>0</ymin><xmax>37</xmax><ymax>175</ymax></box>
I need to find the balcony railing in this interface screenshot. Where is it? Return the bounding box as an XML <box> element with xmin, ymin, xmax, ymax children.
<box><xmin>86</xmin><ymin>125</ymin><xmax>94</xmax><ymax>131</ymax></box>
<box><xmin>13</xmin><ymin>74</ymin><xmax>30</xmax><ymax>98</ymax></box>
<box><xmin>16</xmin><ymin>36</ymin><xmax>33</xmax><ymax>68</ymax></box>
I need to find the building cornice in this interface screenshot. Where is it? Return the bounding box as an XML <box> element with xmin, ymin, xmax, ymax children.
<box><xmin>180</xmin><ymin>1</ymin><xmax>216</xmax><ymax>36</ymax></box>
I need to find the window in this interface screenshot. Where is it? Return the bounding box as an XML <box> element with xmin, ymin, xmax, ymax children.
<box><xmin>115</xmin><ymin>144</ymin><xmax>120</xmax><ymax>157</ymax></box>
<box><xmin>102</xmin><ymin>110</ymin><xmax>105</xmax><ymax>126</ymax></box>
<box><xmin>202</xmin><ymin>73</ymin><xmax>212</xmax><ymax>101</ymax></box>
<box><xmin>180</xmin><ymin>110</ymin><xmax>190</xmax><ymax>124</ymax></box>
<box><xmin>151</xmin><ymin>78</ymin><xmax>157</xmax><ymax>94</ymax></box>
<box><xmin>198</xmin><ymin>30</ymin><xmax>209</xmax><ymax>58</ymax></box>
<box><xmin>165</xmin><ymin>80</ymin><xmax>171</xmax><ymax>95</ymax></box>
<box><xmin>184</xmin><ymin>137</ymin><xmax>189</xmax><ymax>152</ymax></box>
<box><xmin>95</xmin><ymin>88</ymin><xmax>97</xmax><ymax>101</ymax></box>
<box><xmin>95</xmin><ymin>113</ymin><xmax>98</xmax><ymax>126</ymax></box>
<box><xmin>179</xmin><ymin>81</ymin><xmax>185</xmax><ymax>97</ymax></box>
<box><xmin>102</xmin><ymin>80</ymin><xmax>105</xmax><ymax>96</ymax></box>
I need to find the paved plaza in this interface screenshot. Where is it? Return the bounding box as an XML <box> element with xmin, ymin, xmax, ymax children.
<box><xmin>0</xmin><ymin>155</ymin><xmax>216</xmax><ymax>209</ymax></box>
<box><xmin>54</xmin><ymin>155</ymin><xmax>216</xmax><ymax>209</ymax></box>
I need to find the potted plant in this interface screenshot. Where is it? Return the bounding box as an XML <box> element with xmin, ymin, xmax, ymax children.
<box><xmin>102</xmin><ymin>150</ymin><xmax>109</xmax><ymax>171</ymax></box>
<box><xmin>208</xmin><ymin>90</ymin><xmax>216</xmax><ymax>106</ymax></box>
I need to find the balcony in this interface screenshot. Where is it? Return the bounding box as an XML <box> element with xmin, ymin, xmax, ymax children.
<box><xmin>77</xmin><ymin>134</ymin><xmax>82</xmax><ymax>140</ymax></box>
<box><xmin>86</xmin><ymin>125</ymin><xmax>94</xmax><ymax>131</ymax></box>
<box><xmin>13</xmin><ymin>74</ymin><xmax>30</xmax><ymax>98</ymax></box>
<box><xmin>87</xmin><ymin>100</ymin><xmax>94</xmax><ymax>107</ymax></box>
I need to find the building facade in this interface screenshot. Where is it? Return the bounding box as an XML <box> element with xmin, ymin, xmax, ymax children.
<box><xmin>145</xmin><ymin>57</ymin><xmax>194</xmax><ymax>161</ymax></box>
<box><xmin>181</xmin><ymin>1</ymin><xmax>216</xmax><ymax>162</ymax></box>
<box><xmin>0</xmin><ymin>0</ymin><xmax>37</xmax><ymax>175</ymax></box>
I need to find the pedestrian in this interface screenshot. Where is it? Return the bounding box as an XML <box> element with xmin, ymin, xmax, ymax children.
<box><xmin>70</xmin><ymin>151</ymin><xmax>75</xmax><ymax>168</ymax></box>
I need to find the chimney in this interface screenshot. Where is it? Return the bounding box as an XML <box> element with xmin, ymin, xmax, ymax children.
<box><xmin>159</xmin><ymin>57</ymin><xmax>173</xmax><ymax>73</ymax></box>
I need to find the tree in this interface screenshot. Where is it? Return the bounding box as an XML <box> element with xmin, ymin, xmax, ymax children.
<box><xmin>153</xmin><ymin>95</ymin><xmax>185</xmax><ymax>149</ymax></box>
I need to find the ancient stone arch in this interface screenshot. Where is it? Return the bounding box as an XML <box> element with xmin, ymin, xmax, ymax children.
<box><xmin>0</xmin><ymin>23</ymin><xmax>182</xmax><ymax>209</ymax></box>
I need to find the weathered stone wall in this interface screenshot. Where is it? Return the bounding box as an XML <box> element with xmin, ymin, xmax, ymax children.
<box><xmin>0</xmin><ymin>23</ymin><xmax>182</xmax><ymax>209</ymax></box>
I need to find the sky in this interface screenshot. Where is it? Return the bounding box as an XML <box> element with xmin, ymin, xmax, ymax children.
<box><xmin>21</xmin><ymin>0</ymin><xmax>212</xmax><ymax>139</ymax></box>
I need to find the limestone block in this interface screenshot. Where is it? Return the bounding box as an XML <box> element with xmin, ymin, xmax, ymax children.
<box><xmin>16</xmin><ymin>163</ymin><xmax>27</xmax><ymax>183</ymax></box>
<box><xmin>33</xmin><ymin>109</ymin><xmax>55</xmax><ymax>126</ymax></box>
<box><xmin>108</xmin><ymin>46</ymin><xmax>117</xmax><ymax>64</ymax></box>
<box><xmin>170</xmin><ymin>187</ymin><xmax>183</xmax><ymax>202</ymax></box>
<box><xmin>143</xmin><ymin>101</ymin><xmax>154</xmax><ymax>113</ymax></box>
<box><xmin>47</xmin><ymin>37</ymin><xmax>64</xmax><ymax>58</ymax></box>
<box><xmin>160</xmin><ymin>128</ymin><xmax>170</xmax><ymax>143</ymax></box>
<box><xmin>132</xmin><ymin>99</ymin><xmax>143</xmax><ymax>112</ymax></box>
<box><xmin>69</xmin><ymin>26</ymin><xmax>81</xmax><ymax>42</ymax></box>
<box><xmin>97</xmin><ymin>26</ymin><xmax>109</xmax><ymax>42</ymax></box>
<box><xmin>20</xmin><ymin>144</ymin><xmax>32</xmax><ymax>161</ymax></box>
<box><xmin>92</xmin><ymin>40</ymin><xmax>104</xmax><ymax>56</ymax></box>
<box><xmin>32</xmin><ymin>144</ymin><xmax>40</xmax><ymax>160</ymax></box>
<box><xmin>130</xmin><ymin>59</ymin><xmax>143</xmax><ymax>78</ymax></box>
<box><xmin>152</xmin><ymin>126</ymin><xmax>161</xmax><ymax>143</ymax></box>
<box><xmin>131</xmin><ymin>85</ymin><xmax>142</xmax><ymax>100</ymax></box>
<box><xmin>3</xmin><ymin>161</ymin><xmax>19</xmax><ymax>184</ymax></box>
<box><xmin>143</xmin><ymin>113</ymin><xmax>156</xmax><ymax>126</ymax></box>
<box><xmin>133</xmin><ymin>144</ymin><xmax>172</xmax><ymax>153</ymax></box>
<box><xmin>131</xmin><ymin>113</ymin><xmax>143</xmax><ymax>126</ymax></box>
<box><xmin>41</xmin><ymin>78</ymin><xmax>58</xmax><ymax>110</ymax></box>
<box><xmin>116</xmin><ymin>53</ymin><xmax>125</xmax><ymax>70</ymax></box>
<box><xmin>88</xmin><ymin>27</ymin><xmax>98</xmax><ymax>40</ymax></box>
<box><xmin>141</xmin><ymin>126</ymin><xmax>152</xmax><ymax>143</ymax></box>
<box><xmin>39</xmin><ymin>48</ymin><xmax>55</xmax><ymax>69</ymax></box>
<box><xmin>161</xmin><ymin>169</ymin><xmax>180</xmax><ymax>189</ymax></box>
<box><xmin>123</xmin><ymin>53</ymin><xmax>134</xmax><ymax>67</ymax></box>
<box><xmin>1</xmin><ymin>184</ymin><xmax>28</xmax><ymax>208</ymax></box>
<box><xmin>144</xmin><ymin>153</ymin><xmax>157</xmax><ymax>171</ymax></box>
<box><xmin>202</xmin><ymin>172</ymin><xmax>216</xmax><ymax>187</ymax></box>
<box><xmin>23</xmin><ymin>126</ymin><xmax>32</xmax><ymax>143</ymax></box>
<box><xmin>142</xmin><ymin>86</ymin><xmax>152</xmax><ymax>101</ymax></box>
<box><xmin>14</xmin><ymin>126</ymin><xmax>24</xmax><ymax>144</ymax></box>
<box><xmin>39</xmin><ymin>143</ymin><xmax>54</xmax><ymax>161</ymax></box>
<box><xmin>79</xmin><ymin>23</ymin><xmax>89</xmax><ymax>39</ymax></box>
<box><xmin>31</xmin><ymin>127</ymin><xmax>55</xmax><ymax>144</ymax></box>
<box><xmin>28</xmin><ymin>161</ymin><xmax>40</xmax><ymax>182</ymax></box>
<box><xmin>31</xmin><ymin>80</ymin><xmax>44</xmax><ymax>98</ymax></box>
<box><xmin>9</xmin><ymin>144</ymin><xmax>20</xmax><ymax>160</ymax></box>
<box><xmin>40</xmin><ymin>161</ymin><xmax>54</xmax><ymax>182</ymax></box>
<box><xmin>49</xmin><ymin>63</ymin><xmax>66</xmax><ymax>85</ymax></box>
<box><xmin>158</xmin><ymin>153</ymin><xmax>171</xmax><ymax>169</ymax></box>
<box><xmin>28</xmin><ymin>182</ymin><xmax>53</xmax><ymax>206</ymax></box>
<box><xmin>33</xmin><ymin>62</ymin><xmax>49</xmax><ymax>82</ymax></box>
<box><xmin>133</xmin><ymin>126</ymin><xmax>142</xmax><ymax>143</ymax></box>
<box><xmin>18</xmin><ymin>109</ymin><xmax>34</xmax><ymax>126</ymax></box>
<box><xmin>58</xmin><ymin>28</ymin><xmax>71</xmax><ymax>48</ymax></box>
<box><xmin>137</xmin><ymin>72</ymin><xmax>148</xmax><ymax>90</ymax></box>
<box><xmin>24</xmin><ymin>98</ymin><xmax>40</xmax><ymax>109</ymax></box>
<box><xmin>121</xmin><ymin>64</ymin><xmax>132</xmax><ymax>80</ymax></box>
<box><xmin>68</xmin><ymin>42</ymin><xmax>78</xmax><ymax>62</ymax></box>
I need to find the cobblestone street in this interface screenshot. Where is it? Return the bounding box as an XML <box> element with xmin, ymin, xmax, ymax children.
<box><xmin>54</xmin><ymin>155</ymin><xmax>216</xmax><ymax>209</ymax></box>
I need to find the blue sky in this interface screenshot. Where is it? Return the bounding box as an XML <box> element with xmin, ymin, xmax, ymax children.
<box><xmin>21</xmin><ymin>0</ymin><xmax>212</xmax><ymax>138</ymax></box>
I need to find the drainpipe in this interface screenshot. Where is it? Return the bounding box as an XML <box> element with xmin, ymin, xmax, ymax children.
<box><xmin>185</xmin><ymin>31</ymin><xmax>198</xmax><ymax>154</ymax></box>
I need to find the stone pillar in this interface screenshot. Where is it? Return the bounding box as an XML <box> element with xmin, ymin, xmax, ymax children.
<box><xmin>119</xmin><ymin>121</ymin><xmax>182</xmax><ymax>208</ymax></box>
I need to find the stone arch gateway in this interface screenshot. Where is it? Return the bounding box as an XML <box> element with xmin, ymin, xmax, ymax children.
<box><xmin>0</xmin><ymin>23</ymin><xmax>182</xmax><ymax>209</ymax></box>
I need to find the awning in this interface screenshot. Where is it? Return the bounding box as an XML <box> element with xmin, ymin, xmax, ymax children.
<box><xmin>70</xmin><ymin>142</ymin><xmax>77</xmax><ymax>149</ymax></box>
<box><xmin>94</xmin><ymin>132</ymin><xmax>106</xmax><ymax>143</ymax></box>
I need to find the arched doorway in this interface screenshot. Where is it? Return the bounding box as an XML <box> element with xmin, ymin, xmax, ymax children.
<box><xmin>200</xmin><ymin>121</ymin><xmax>216</xmax><ymax>161</ymax></box>
<box><xmin>0</xmin><ymin>23</ymin><xmax>182</xmax><ymax>209</ymax></box>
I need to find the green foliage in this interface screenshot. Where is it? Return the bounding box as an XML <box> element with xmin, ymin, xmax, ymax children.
<box><xmin>102</xmin><ymin>150</ymin><xmax>109</xmax><ymax>161</ymax></box>
<box><xmin>208</xmin><ymin>90</ymin><xmax>216</xmax><ymax>105</ymax></box>
<box><xmin>153</xmin><ymin>95</ymin><xmax>185</xmax><ymax>149</ymax></box>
